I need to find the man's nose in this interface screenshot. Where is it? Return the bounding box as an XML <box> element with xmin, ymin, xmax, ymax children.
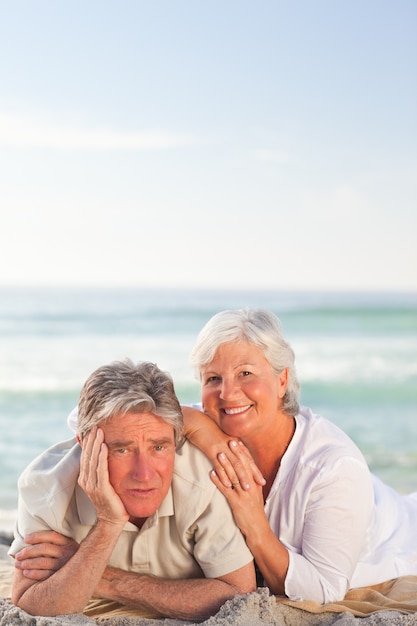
<box><xmin>131</xmin><ymin>453</ymin><xmax>154</xmax><ymax>481</ymax></box>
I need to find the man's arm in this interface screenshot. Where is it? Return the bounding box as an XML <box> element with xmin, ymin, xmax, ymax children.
<box><xmin>96</xmin><ymin>562</ymin><xmax>255</xmax><ymax>621</ymax></box>
<box><xmin>12</xmin><ymin>518</ymin><xmax>125</xmax><ymax>615</ymax></box>
<box><xmin>12</xmin><ymin>428</ymin><xmax>129</xmax><ymax>616</ymax></box>
<box><xmin>16</xmin><ymin>532</ymin><xmax>256</xmax><ymax>620</ymax></box>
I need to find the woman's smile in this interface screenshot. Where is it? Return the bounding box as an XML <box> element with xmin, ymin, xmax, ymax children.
<box><xmin>222</xmin><ymin>405</ymin><xmax>252</xmax><ymax>416</ymax></box>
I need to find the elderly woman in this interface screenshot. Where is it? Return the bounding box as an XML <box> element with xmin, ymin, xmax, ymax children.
<box><xmin>183</xmin><ymin>308</ymin><xmax>417</xmax><ymax>603</ymax></box>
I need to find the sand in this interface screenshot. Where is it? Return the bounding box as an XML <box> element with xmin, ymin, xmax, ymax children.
<box><xmin>0</xmin><ymin>542</ymin><xmax>415</xmax><ymax>626</ymax></box>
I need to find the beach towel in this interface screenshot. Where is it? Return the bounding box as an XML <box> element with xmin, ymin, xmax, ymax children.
<box><xmin>279</xmin><ymin>576</ymin><xmax>417</xmax><ymax>616</ymax></box>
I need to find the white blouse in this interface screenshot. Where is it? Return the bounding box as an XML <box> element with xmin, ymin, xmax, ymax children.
<box><xmin>267</xmin><ymin>406</ymin><xmax>417</xmax><ymax>602</ymax></box>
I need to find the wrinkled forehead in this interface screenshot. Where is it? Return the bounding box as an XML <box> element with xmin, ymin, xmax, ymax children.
<box><xmin>102</xmin><ymin>411</ymin><xmax>175</xmax><ymax>441</ymax></box>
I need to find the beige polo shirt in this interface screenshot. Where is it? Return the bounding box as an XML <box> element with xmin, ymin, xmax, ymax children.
<box><xmin>9</xmin><ymin>438</ymin><xmax>252</xmax><ymax>579</ymax></box>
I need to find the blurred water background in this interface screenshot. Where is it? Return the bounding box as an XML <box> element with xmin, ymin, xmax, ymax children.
<box><xmin>1</xmin><ymin>286</ymin><xmax>416</xmax><ymax>532</ymax></box>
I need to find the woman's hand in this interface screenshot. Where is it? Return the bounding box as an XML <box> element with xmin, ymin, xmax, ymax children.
<box><xmin>210</xmin><ymin>440</ymin><xmax>268</xmax><ymax>539</ymax></box>
<box><xmin>182</xmin><ymin>406</ymin><xmax>265</xmax><ymax>490</ymax></box>
<box><xmin>14</xmin><ymin>531</ymin><xmax>79</xmax><ymax>581</ymax></box>
<box><xmin>215</xmin><ymin>439</ymin><xmax>266</xmax><ymax>490</ymax></box>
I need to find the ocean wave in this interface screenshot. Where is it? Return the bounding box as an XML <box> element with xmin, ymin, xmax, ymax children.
<box><xmin>0</xmin><ymin>510</ymin><xmax>16</xmax><ymax>536</ymax></box>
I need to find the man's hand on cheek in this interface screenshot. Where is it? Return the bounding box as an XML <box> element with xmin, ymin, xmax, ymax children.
<box><xmin>78</xmin><ymin>427</ymin><xmax>129</xmax><ymax>526</ymax></box>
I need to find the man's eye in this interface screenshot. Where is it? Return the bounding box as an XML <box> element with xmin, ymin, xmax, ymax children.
<box><xmin>155</xmin><ymin>445</ymin><xmax>165</xmax><ymax>452</ymax></box>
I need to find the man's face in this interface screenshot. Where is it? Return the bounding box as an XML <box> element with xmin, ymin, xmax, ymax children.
<box><xmin>101</xmin><ymin>411</ymin><xmax>176</xmax><ymax>527</ymax></box>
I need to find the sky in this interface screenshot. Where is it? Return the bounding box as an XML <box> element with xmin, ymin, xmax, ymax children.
<box><xmin>0</xmin><ymin>0</ymin><xmax>416</xmax><ymax>292</ymax></box>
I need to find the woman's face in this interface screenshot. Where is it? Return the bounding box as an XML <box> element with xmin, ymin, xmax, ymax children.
<box><xmin>200</xmin><ymin>340</ymin><xmax>288</xmax><ymax>439</ymax></box>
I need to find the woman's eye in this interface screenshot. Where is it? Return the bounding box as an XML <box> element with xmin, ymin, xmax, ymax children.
<box><xmin>206</xmin><ymin>375</ymin><xmax>220</xmax><ymax>383</ymax></box>
<box><xmin>240</xmin><ymin>370</ymin><xmax>251</xmax><ymax>377</ymax></box>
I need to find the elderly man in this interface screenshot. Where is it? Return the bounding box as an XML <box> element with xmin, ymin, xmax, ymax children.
<box><xmin>9</xmin><ymin>360</ymin><xmax>255</xmax><ymax>619</ymax></box>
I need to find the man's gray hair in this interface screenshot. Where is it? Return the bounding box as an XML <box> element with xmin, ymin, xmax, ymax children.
<box><xmin>77</xmin><ymin>359</ymin><xmax>184</xmax><ymax>444</ymax></box>
<box><xmin>190</xmin><ymin>309</ymin><xmax>300</xmax><ymax>416</ymax></box>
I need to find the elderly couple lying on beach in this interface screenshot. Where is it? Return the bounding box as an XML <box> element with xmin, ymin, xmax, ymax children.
<box><xmin>7</xmin><ymin>309</ymin><xmax>417</xmax><ymax>620</ymax></box>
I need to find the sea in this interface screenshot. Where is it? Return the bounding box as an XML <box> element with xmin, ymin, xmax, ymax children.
<box><xmin>1</xmin><ymin>286</ymin><xmax>416</xmax><ymax>534</ymax></box>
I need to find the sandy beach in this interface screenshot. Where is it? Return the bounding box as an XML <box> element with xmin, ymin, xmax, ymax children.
<box><xmin>1</xmin><ymin>537</ymin><xmax>416</xmax><ymax>626</ymax></box>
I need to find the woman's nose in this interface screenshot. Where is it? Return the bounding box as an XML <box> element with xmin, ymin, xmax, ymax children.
<box><xmin>220</xmin><ymin>377</ymin><xmax>239</xmax><ymax>400</ymax></box>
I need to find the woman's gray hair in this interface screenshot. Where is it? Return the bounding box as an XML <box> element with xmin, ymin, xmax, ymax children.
<box><xmin>190</xmin><ymin>309</ymin><xmax>300</xmax><ymax>416</ymax></box>
<box><xmin>77</xmin><ymin>359</ymin><xmax>184</xmax><ymax>445</ymax></box>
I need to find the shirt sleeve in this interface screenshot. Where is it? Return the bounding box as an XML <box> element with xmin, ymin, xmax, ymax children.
<box><xmin>8</xmin><ymin>442</ymin><xmax>79</xmax><ymax>557</ymax></box>
<box><xmin>284</xmin><ymin>456</ymin><xmax>374</xmax><ymax>603</ymax></box>
<box><xmin>67</xmin><ymin>406</ymin><xmax>78</xmax><ymax>433</ymax></box>
<box><xmin>192</xmin><ymin>487</ymin><xmax>253</xmax><ymax>579</ymax></box>
<box><xmin>9</xmin><ymin>484</ymin><xmax>58</xmax><ymax>556</ymax></box>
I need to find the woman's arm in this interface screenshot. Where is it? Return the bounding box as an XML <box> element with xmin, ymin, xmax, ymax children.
<box><xmin>181</xmin><ymin>405</ymin><xmax>265</xmax><ymax>489</ymax></box>
<box><xmin>210</xmin><ymin>440</ymin><xmax>374</xmax><ymax>602</ymax></box>
<box><xmin>282</xmin><ymin>461</ymin><xmax>374</xmax><ymax>602</ymax></box>
<box><xmin>210</xmin><ymin>442</ymin><xmax>289</xmax><ymax>596</ymax></box>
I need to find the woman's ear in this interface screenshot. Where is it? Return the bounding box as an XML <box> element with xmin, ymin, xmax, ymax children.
<box><xmin>278</xmin><ymin>368</ymin><xmax>288</xmax><ymax>399</ymax></box>
<box><xmin>76</xmin><ymin>434</ymin><xmax>82</xmax><ymax>446</ymax></box>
